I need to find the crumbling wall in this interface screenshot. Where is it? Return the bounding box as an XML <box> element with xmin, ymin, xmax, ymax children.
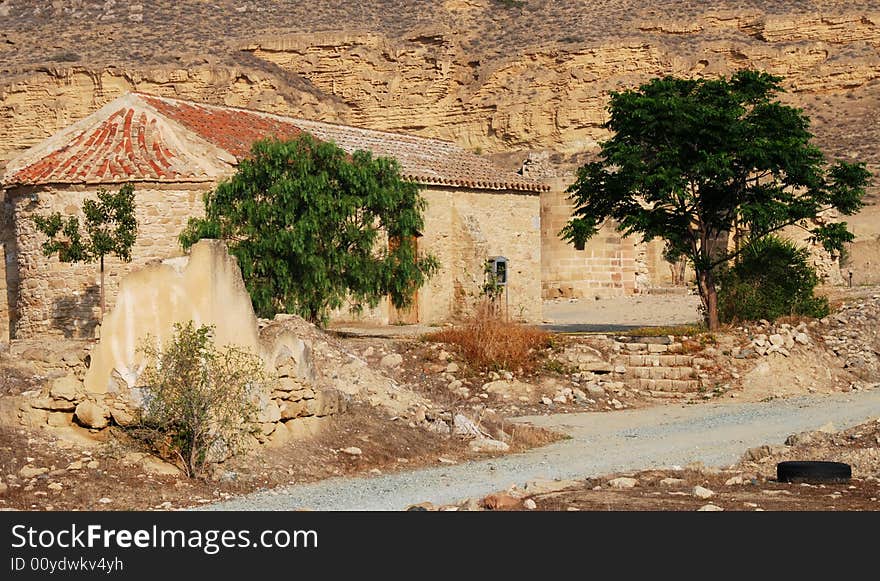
<box><xmin>83</xmin><ymin>239</ymin><xmax>260</xmax><ymax>394</ymax></box>
<box><xmin>19</xmin><ymin>239</ymin><xmax>344</xmax><ymax>444</ymax></box>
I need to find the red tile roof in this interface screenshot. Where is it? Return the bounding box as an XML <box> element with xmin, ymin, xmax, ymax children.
<box><xmin>4</xmin><ymin>93</ymin><xmax>548</xmax><ymax>193</ymax></box>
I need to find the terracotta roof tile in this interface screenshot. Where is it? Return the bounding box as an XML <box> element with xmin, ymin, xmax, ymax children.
<box><xmin>4</xmin><ymin>93</ymin><xmax>548</xmax><ymax>193</ymax></box>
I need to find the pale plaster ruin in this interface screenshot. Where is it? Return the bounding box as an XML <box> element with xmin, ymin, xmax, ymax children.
<box><xmin>84</xmin><ymin>239</ymin><xmax>263</xmax><ymax>394</ymax></box>
<box><xmin>20</xmin><ymin>238</ymin><xmax>339</xmax><ymax>444</ymax></box>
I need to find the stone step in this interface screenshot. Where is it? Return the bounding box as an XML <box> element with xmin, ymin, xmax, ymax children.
<box><xmin>612</xmin><ymin>354</ymin><xmax>696</xmax><ymax>367</ymax></box>
<box><xmin>616</xmin><ymin>342</ymin><xmax>685</xmax><ymax>354</ymax></box>
<box><xmin>626</xmin><ymin>366</ymin><xmax>696</xmax><ymax>380</ymax></box>
<box><xmin>628</xmin><ymin>378</ymin><xmax>701</xmax><ymax>392</ymax></box>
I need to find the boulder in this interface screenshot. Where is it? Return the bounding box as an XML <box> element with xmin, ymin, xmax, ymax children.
<box><xmin>267</xmin><ymin>333</ymin><xmax>316</xmax><ymax>382</ymax></box>
<box><xmin>468</xmin><ymin>438</ymin><xmax>509</xmax><ymax>453</ymax></box>
<box><xmin>697</xmin><ymin>504</ymin><xmax>724</xmax><ymax>511</ymax></box>
<box><xmin>19</xmin><ymin>466</ymin><xmax>48</xmax><ymax>479</ymax></box>
<box><xmin>74</xmin><ymin>401</ymin><xmax>110</xmax><ymax>429</ymax></box>
<box><xmin>380</xmin><ymin>353</ymin><xmax>403</xmax><ymax>368</ymax></box>
<box><xmin>280</xmin><ymin>400</ymin><xmax>307</xmax><ymax>420</ymax></box>
<box><xmin>481</xmin><ymin>492</ymin><xmax>520</xmax><ymax>510</ymax></box>
<box><xmin>283</xmin><ymin>418</ymin><xmax>325</xmax><ymax>441</ymax></box>
<box><xmin>49</xmin><ymin>375</ymin><xmax>82</xmax><ymax>402</ymax></box>
<box><xmin>305</xmin><ymin>389</ymin><xmax>345</xmax><ymax>417</ymax></box>
<box><xmin>608</xmin><ymin>477</ymin><xmax>638</xmax><ymax>489</ymax></box>
<box><xmin>452</xmin><ymin>414</ymin><xmax>482</xmax><ymax>438</ymax></box>
<box><xmin>256</xmin><ymin>397</ymin><xmax>282</xmax><ymax>424</ymax></box>
<box><xmin>139</xmin><ymin>456</ymin><xmax>183</xmax><ymax>477</ymax></box>
<box><xmin>276</xmin><ymin>377</ymin><xmax>306</xmax><ymax>392</ymax></box>
<box><xmin>693</xmin><ymin>486</ymin><xmax>715</xmax><ymax>499</ymax></box>
<box><xmin>110</xmin><ymin>407</ymin><xmax>136</xmax><ymax>427</ymax></box>
<box><xmin>30</xmin><ymin>398</ymin><xmax>76</xmax><ymax>412</ymax></box>
<box><xmin>47</xmin><ymin>412</ymin><xmax>73</xmax><ymax>427</ymax></box>
<box><xmin>482</xmin><ymin>379</ymin><xmax>534</xmax><ymax>397</ymax></box>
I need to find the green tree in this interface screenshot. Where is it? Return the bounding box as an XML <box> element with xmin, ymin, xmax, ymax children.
<box><xmin>562</xmin><ymin>70</ymin><xmax>871</xmax><ymax>330</ymax></box>
<box><xmin>179</xmin><ymin>134</ymin><xmax>439</xmax><ymax>325</ymax></box>
<box><xmin>33</xmin><ymin>183</ymin><xmax>138</xmax><ymax>321</ymax></box>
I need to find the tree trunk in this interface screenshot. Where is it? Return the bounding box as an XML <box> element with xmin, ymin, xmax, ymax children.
<box><xmin>99</xmin><ymin>255</ymin><xmax>106</xmax><ymax>323</ymax></box>
<box><xmin>696</xmin><ymin>268</ymin><xmax>720</xmax><ymax>331</ymax></box>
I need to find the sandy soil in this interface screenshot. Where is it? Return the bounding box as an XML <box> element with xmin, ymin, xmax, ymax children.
<box><xmin>542</xmin><ymin>293</ymin><xmax>703</xmax><ymax>326</ymax></box>
<box><xmin>2</xmin><ymin>288</ymin><xmax>878</xmax><ymax>511</ymax></box>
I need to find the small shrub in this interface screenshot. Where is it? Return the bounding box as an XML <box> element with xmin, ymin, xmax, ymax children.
<box><xmin>425</xmin><ymin>301</ymin><xmax>551</xmax><ymax>373</ymax></box>
<box><xmin>542</xmin><ymin>358</ymin><xmax>576</xmax><ymax>375</ymax></box>
<box><xmin>127</xmin><ymin>322</ymin><xmax>266</xmax><ymax>478</ymax></box>
<box><xmin>717</xmin><ymin>236</ymin><xmax>830</xmax><ymax>324</ymax></box>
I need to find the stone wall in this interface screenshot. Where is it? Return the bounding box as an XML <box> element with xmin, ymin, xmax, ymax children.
<box><xmin>838</xmin><ymin>205</ymin><xmax>880</xmax><ymax>287</ymax></box>
<box><xmin>6</xmin><ymin>183</ymin><xmax>207</xmax><ymax>339</ymax></box>
<box><xmin>331</xmin><ymin>186</ymin><xmax>543</xmax><ymax>325</ymax></box>
<box><xmin>7</xmin><ymin>181</ymin><xmax>543</xmax><ymax>336</ymax></box>
<box><xmin>421</xmin><ymin>187</ymin><xmax>542</xmax><ymax>323</ymax></box>
<box><xmin>540</xmin><ymin>175</ymin><xmax>663</xmax><ymax>299</ymax></box>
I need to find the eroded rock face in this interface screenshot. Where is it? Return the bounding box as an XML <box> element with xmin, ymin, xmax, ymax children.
<box><xmin>1</xmin><ymin>5</ymin><xmax>878</xmax><ymax>165</ymax></box>
<box><xmin>1</xmin><ymin>4</ymin><xmax>876</xmax><ymax>299</ymax></box>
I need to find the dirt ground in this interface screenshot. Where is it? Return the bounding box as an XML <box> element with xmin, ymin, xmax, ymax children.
<box><xmin>0</xmin><ymin>402</ymin><xmax>559</xmax><ymax>512</ymax></box>
<box><xmin>449</xmin><ymin>417</ymin><xmax>880</xmax><ymax>512</ymax></box>
<box><xmin>1</xmin><ymin>286</ymin><xmax>878</xmax><ymax>511</ymax></box>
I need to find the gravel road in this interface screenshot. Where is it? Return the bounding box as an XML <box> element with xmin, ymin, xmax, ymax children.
<box><xmin>200</xmin><ymin>387</ymin><xmax>880</xmax><ymax>511</ymax></box>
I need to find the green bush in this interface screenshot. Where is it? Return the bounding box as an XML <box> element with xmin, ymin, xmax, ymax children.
<box><xmin>128</xmin><ymin>322</ymin><xmax>266</xmax><ymax>478</ymax></box>
<box><xmin>717</xmin><ymin>236</ymin><xmax>830</xmax><ymax>324</ymax></box>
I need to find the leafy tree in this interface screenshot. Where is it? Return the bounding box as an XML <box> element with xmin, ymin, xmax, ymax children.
<box><xmin>562</xmin><ymin>70</ymin><xmax>871</xmax><ymax>329</ymax></box>
<box><xmin>33</xmin><ymin>183</ymin><xmax>138</xmax><ymax>321</ymax></box>
<box><xmin>179</xmin><ymin>134</ymin><xmax>439</xmax><ymax>325</ymax></box>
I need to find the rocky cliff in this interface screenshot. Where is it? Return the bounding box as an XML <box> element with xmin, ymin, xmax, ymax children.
<box><xmin>0</xmin><ymin>1</ymin><xmax>877</xmax><ymax>174</ymax></box>
<box><xmin>1</xmin><ymin>1</ymin><xmax>878</xmax><ymax>283</ymax></box>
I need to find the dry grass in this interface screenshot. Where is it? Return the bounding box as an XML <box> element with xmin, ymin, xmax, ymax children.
<box><xmin>621</xmin><ymin>324</ymin><xmax>706</xmax><ymax>337</ymax></box>
<box><xmin>425</xmin><ymin>302</ymin><xmax>552</xmax><ymax>372</ymax></box>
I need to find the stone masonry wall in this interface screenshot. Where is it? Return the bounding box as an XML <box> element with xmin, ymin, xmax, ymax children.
<box><xmin>540</xmin><ymin>175</ymin><xmax>659</xmax><ymax>299</ymax></box>
<box><xmin>8</xmin><ymin>183</ymin><xmax>207</xmax><ymax>339</ymax></box>
<box><xmin>332</xmin><ymin>186</ymin><xmax>543</xmax><ymax>325</ymax></box>
<box><xmin>8</xmin><ymin>182</ymin><xmax>543</xmax><ymax>336</ymax></box>
<box><xmin>419</xmin><ymin>187</ymin><xmax>542</xmax><ymax>324</ymax></box>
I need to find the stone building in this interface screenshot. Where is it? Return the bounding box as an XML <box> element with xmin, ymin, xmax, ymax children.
<box><xmin>0</xmin><ymin>93</ymin><xmax>547</xmax><ymax>339</ymax></box>
<box><xmin>520</xmin><ymin>152</ymin><xmax>680</xmax><ymax>300</ymax></box>
<box><xmin>528</xmin><ymin>148</ymin><xmax>844</xmax><ymax>300</ymax></box>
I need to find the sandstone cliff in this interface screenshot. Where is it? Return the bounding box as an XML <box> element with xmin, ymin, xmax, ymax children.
<box><xmin>1</xmin><ymin>1</ymin><xmax>878</xmax><ymax>283</ymax></box>
<box><xmin>1</xmin><ymin>1</ymin><xmax>877</xmax><ymax>173</ymax></box>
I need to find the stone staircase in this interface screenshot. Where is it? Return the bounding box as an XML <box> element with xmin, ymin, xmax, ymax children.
<box><xmin>611</xmin><ymin>337</ymin><xmax>711</xmax><ymax>395</ymax></box>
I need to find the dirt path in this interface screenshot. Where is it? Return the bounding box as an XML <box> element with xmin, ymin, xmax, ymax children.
<box><xmin>542</xmin><ymin>294</ymin><xmax>702</xmax><ymax>326</ymax></box>
<box><xmin>200</xmin><ymin>387</ymin><xmax>880</xmax><ymax>511</ymax></box>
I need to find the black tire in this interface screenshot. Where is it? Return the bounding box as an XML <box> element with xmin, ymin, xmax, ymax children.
<box><xmin>776</xmin><ymin>461</ymin><xmax>851</xmax><ymax>484</ymax></box>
